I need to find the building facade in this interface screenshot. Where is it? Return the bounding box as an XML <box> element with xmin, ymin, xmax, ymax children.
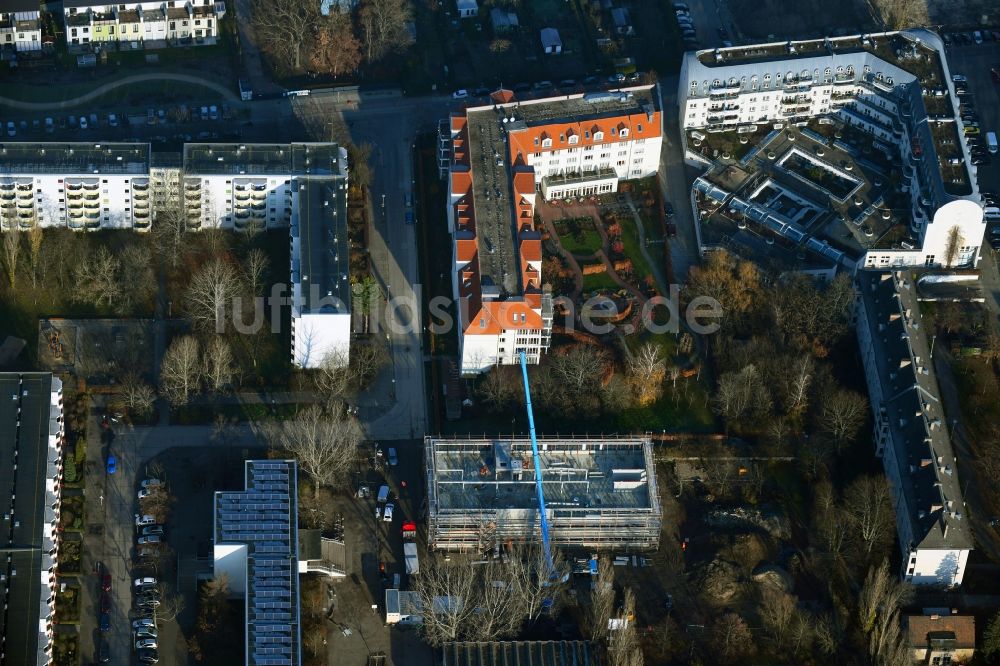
<box><xmin>444</xmin><ymin>87</ymin><xmax>660</xmax><ymax>374</ymax></box>
<box><xmin>0</xmin><ymin>141</ymin><xmax>351</xmax><ymax>369</ymax></box>
<box><xmin>679</xmin><ymin>30</ymin><xmax>987</xmax><ymax>271</ymax></box>
<box><xmin>63</xmin><ymin>0</ymin><xmax>224</xmax><ymax>49</ymax></box>
<box><xmin>214</xmin><ymin>460</ymin><xmax>302</xmax><ymax>666</ymax></box>
<box><xmin>855</xmin><ymin>271</ymin><xmax>972</xmax><ymax>586</ymax></box>
<box><xmin>0</xmin><ymin>0</ymin><xmax>41</xmax><ymax>55</ymax></box>
<box><xmin>904</xmin><ymin>613</ymin><xmax>975</xmax><ymax>665</ymax></box>
<box><xmin>0</xmin><ymin>372</ymin><xmax>64</xmax><ymax>665</ymax></box>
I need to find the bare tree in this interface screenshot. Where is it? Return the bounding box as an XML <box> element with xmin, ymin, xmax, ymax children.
<box><xmin>350</xmin><ymin>341</ymin><xmax>389</xmax><ymax>390</ymax></box>
<box><xmin>139</xmin><ymin>484</ymin><xmax>176</xmax><ymax>523</ymax></box>
<box><xmin>819</xmin><ymin>389</ymin><xmax>868</xmax><ymax>452</ymax></box>
<box><xmin>712</xmin><ymin>363</ymin><xmax>772</xmax><ymax>427</ymax></box>
<box><xmin>0</xmin><ymin>227</ymin><xmax>20</xmax><ymax>289</ymax></box>
<box><xmin>243</xmin><ymin>247</ymin><xmax>270</xmax><ymax>298</ymax></box>
<box><xmin>347</xmin><ymin>143</ymin><xmax>373</xmax><ymax>193</ymax></box>
<box><xmin>250</xmin><ymin>0</ymin><xmax>317</xmax><ymax>72</ymax></box>
<box><xmin>75</xmin><ymin>246</ymin><xmax>123</xmax><ymax>307</ymax></box>
<box><xmin>263</xmin><ymin>405</ymin><xmax>363</xmax><ymax>498</ymax></box>
<box><xmin>712</xmin><ymin>612</ymin><xmax>756</xmax><ymax>663</ymax></box>
<box><xmin>783</xmin><ymin>354</ymin><xmax>813</xmax><ymax>416</ymax></box>
<box><xmin>315</xmin><ymin>348</ymin><xmax>352</xmax><ymax>403</ymax></box>
<box><xmin>866</xmin><ymin>0</ymin><xmax>929</xmax><ymax>31</ymax></box>
<box><xmin>588</xmin><ymin>556</ymin><xmax>616</xmax><ymax>644</ymax></box>
<box><xmin>160</xmin><ymin>335</ymin><xmax>202</xmax><ymax>406</ymax></box>
<box><xmin>844</xmin><ymin>475</ymin><xmax>895</xmax><ymax>559</ymax></box>
<box><xmin>26</xmin><ymin>226</ymin><xmax>43</xmax><ymax>288</ymax></box>
<box><xmin>477</xmin><ymin>365</ymin><xmax>519</xmax><ymax>412</ymax></box>
<box><xmin>119</xmin><ymin>243</ymin><xmax>156</xmax><ymax>314</ymax></box>
<box><xmin>759</xmin><ymin>588</ymin><xmax>798</xmax><ymax>649</ymax></box>
<box><xmin>507</xmin><ymin>543</ymin><xmax>567</xmax><ymax>623</ymax></box>
<box><xmin>120</xmin><ymin>371</ymin><xmax>157</xmax><ymax>418</ymax></box>
<box><xmin>628</xmin><ymin>342</ymin><xmax>666</xmax><ymax>406</ymax></box>
<box><xmin>859</xmin><ymin>559</ymin><xmax>913</xmax><ymax>666</ymax></box>
<box><xmin>607</xmin><ymin>588</ymin><xmax>643</xmax><ymax>666</ymax></box>
<box><xmin>358</xmin><ymin>0</ymin><xmax>413</xmax><ymax>62</ymax></box>
<box><xmin>186</xmin><ymin>259</ymin><xmax>242</xmax><ymax>332</ymax></box>
<box><xmin>203</xmin><ymin>336</ymin><xmax>236</xmax><ymax>393</ymax></box>
<box><xmin>152</xmin><ymin>186</ymin><xmax>188</xmax><ymax>270</ymax></box>
<box><xmin>466</xmin><ymin>559</ymin><xmax>524</xmax><ymax>642</ymax></box>
<box><xmin>156</xmin><ymin>581</ymin><xmax>187</xmax><ymax>623</ymax></box>
<box><xmin>551</xmin><ymin>345</ymin><xmax>608</xmax><ymax>396</ymax></box>
<box><xmin>412</xmin><ymin>558</ymin><xmax>479</xmax><ymax>647</ymax></box>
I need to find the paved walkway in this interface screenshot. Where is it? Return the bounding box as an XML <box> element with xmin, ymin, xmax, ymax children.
<box><xmin>0</xmin><ymin>72</ymin><xmax>238</xmax><ymax>111</ymax></box>
<box><xmin>626</xmin><ymin>198</ymin><xmax>669</xmax><ymax>294</ymax></box>
<box><xmin>541</xmin><ymin>217</ymin><xmax>584</xmax><ymax>300</ymax></box>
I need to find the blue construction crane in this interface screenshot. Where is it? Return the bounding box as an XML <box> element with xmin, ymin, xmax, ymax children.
<box><xmin>518</xmin><ymin>350</ymin><xmax>558</xmax><ymax>580</ymax></box>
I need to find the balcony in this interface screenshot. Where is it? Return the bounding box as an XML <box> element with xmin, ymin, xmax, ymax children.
<box><xmin>16</xmin><ymin>201</ymin><xmax>34</xmax><ymax>210</ymax></box>
<box><xmin>185</xmin><ymin>182</ymin><xmax>201</xmax><ymax>192</ymax></box>
<box><xmin>133</xmin><ymin>192</ymin><xmax>149</xmax><ymax>201</ymax></box>
<box><xmin>132</xmin><ymin>181</ymin><xmax>149</xmax><ymax>191</ymax></box>
<box><xmin>82</xmin><ymin>183</ymin><xmax>99</xmax><ymax>191</ymax></box>
<box><xmin>250</xmin><ymin>202</ymin><xmax>266</xmax><ymax>211</ymax></box>
<box><xmin>1</xmin><ymin>193</ymin><xmax>15</xmax><ymax>201</ymax></box>
<box><xmin>235</xmin><ymin>192</ymin><xmax>250</xmax><ymax>202</ymax></box>
<box><xmin>251</xmin><ymin>184</ymin><xmax>267</xmax><ymax>192</ymax></box>
<box><xmin>16</xmin><ymin>185</ymin><xmax>32</xmax><ymax>192</ymax></box>
<box><xmin>65</xmin><ymin>183</ymin><xmax>82</xmax><ymax>191</ymax></box>
<box><xmin>235</xmin><ymin>211</ymin><xmax>251</xmax><ymax>220</ymax></box>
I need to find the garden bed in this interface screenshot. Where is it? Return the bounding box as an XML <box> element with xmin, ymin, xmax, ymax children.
<box><xmin>553</xmin><ymin>216</ymin><xmax>604</xmax><ymax>255</ymax></box>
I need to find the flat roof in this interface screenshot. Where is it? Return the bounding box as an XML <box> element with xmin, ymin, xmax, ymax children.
<box><xmin>438</xmin><ymin>641</ymin><xmax>600</xmax><ymax>666</ymax></box>
<box><xmin>427</xmin><ymin>438</ymin><xmax>657</xmax><ymax>512</ymax></box>
<box><xmin>856</xmin><ymin>272</ymin><xmax>972</xmax><ymax>551</ymax></box>
<box><xmin>0</xmin><ymin>142</ymin><xmax>150</xmax><ymax>175</ymax></box>
<box><xmin>183</xmin><ymin>143</ymin><xmax>345</xmax><ymax>176</ymax></box>
<box><xmin>215</xmin><ymin>460</ymin><xmax>301</xmax><ymax>666</ymax></box>
<box><xmin>464</xmin><ymin>109</ymin><xmax>519</xmax><ymax>296</ymax></box>
<box><xmin>294</xmin><ymin>178</ymin><xmax>350</xmax><ymax>313</ymax></box>
<box><xmin>505</xmin><ymin>87</ymin><xmax>657</xmax><ymax>128</ymax></box>
<box><xmin>0</xmin><ymin>373</ymin><xmax>59</xmax><ymax>666</ymax></box>
<box><xmin>0</xmin><ymin>0</ymin><xmax>37</xmax><ymax>13</ymax></box>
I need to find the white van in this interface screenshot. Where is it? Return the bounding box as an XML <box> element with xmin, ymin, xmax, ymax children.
<box><xmin>377</xmin><ymin>485</ymin><xmax>390</xmax><ymax>504</ymax></box>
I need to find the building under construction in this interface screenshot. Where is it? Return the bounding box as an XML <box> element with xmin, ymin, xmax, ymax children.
<box><xmin>425</xmin><ymin>436</ymin><xmax>661</xmax><ymax>552</ymax></box>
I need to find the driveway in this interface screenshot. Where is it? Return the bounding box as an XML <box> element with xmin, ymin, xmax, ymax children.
<box><xmin>657</xmin><ymin>78</ymin><xmax>702</xmax><ymax>283</ymax></box>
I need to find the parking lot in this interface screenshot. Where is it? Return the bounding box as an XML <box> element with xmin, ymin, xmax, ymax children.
<box><xmin>945</xmin><ymin>39</ymin><xmax>1000</xmax><ymax>196</ymax></box>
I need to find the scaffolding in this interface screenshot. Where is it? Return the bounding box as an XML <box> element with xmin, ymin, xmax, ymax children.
<box><xmin>425</xmin><ymin>436</ymin><xmax>662</xmax><ymax>552</ymax></box>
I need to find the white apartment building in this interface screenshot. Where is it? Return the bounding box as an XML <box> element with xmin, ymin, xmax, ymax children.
<box><xmin>0</xmin><ymin>143</ymin><xmax>153</xmax><ymax>231</ymax></box>
<box><xmin>63</xmin><ymin>0</ymin><xmax>223</xmax><ymax>49</ymax></box>
<box><xmin>855</xmin><ymin>271</ymin><xmax>972</xmax><ymax>586</ymax></box>
<box><xmin>443</xmin><ymin>87</ymin><xmax>661</xmax><ymax>375</ymax></box>
<box><xmin>0</xmin><ymin>0</ymin><xmax>41</xmax><ymax>54</ymax></box>
<box><xmin>680</xmin><ymin>29</ymin><xmax>987</xmax><ymax>271</ymax></box>
<box><xmin>0</xmin><ymin>141</ymin><xmax>352</xmax><ymax>370</ymax></box>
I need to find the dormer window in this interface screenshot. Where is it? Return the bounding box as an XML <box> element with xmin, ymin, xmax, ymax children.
<box><xmin>541</xmin><ymin>137</ymin><xmax>552</xmax><ymax>148</ymax></box>
<box><xmin>594</xmin><ymin>131</ymin><xmax>604</xmax><ymax>141</ymax></box>
<box><xmin>568</xmin><ymin>134</ymin><xmax>579</xmax><ymax>144</ymax></box>
<box><xmin>620</xmin><ymin>128</ymin><xmax>629</xmax><ymax>137</ymax></box>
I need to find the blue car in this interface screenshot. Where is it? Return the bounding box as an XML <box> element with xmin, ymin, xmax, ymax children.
<box><xmin>99</xmin><ymin>612</ymin><xmax>110</xmax><ymax>632</ymax></box>
<box><xmin>106</xmin><ymin>455</ymin><xmax>116</xmax><ymax>474</ymax></box>
<box><xmin>405</xmin><ymin>210</ymin><xmax>415</xmax><ymax>225</ymax></box>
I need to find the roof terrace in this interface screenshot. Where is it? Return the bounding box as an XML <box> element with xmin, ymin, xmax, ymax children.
<box><xmin>0</xmin><ymin>142</ymin><xmax>150</xmax><ymax>175</ymax></box>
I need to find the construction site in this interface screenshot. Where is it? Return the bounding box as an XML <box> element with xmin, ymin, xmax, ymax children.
<box><xmin>424</xmin><ymin>436</ymin><xmax>662</xmax><ymax>552</ymax></box>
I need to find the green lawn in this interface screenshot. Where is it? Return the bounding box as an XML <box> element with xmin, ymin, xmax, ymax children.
<box><xmin>554</xmin><ymin>217</ymin><xmax>604</xmax><ymax>255</ymax></box>
<box><xmin>0</xmin><ymin>76</ymin><xmax>229</xmax><ymax>108</ymax></box>
<box><xmin>582</xmin><ymin>270</ymin><xmax>619</xmax><ymax>292</ymax></box>
<box><xmin>619</xmin><ymin>214</ymin><xmax>653</xmax><ymax>280</ymax></box>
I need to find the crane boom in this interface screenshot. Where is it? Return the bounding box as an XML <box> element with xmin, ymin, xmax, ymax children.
<box><xmin>519</xmin><ymin>351</ymin><xmax>556</xmax><ymax>576</ymax></box>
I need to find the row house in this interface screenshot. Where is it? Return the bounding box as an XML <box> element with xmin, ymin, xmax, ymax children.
<box><xmin>0</xmin><ymin>0</ymin><xmax>41</xmax><ymax>56</ymax></box>
<box><xmin>63</xmin><ymin>0</ymin><xmax>223</xmax><ymax>49</ymax></box>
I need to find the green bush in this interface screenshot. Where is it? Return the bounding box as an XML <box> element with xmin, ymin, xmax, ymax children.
<box><xmin>75</xmin><ymin>440</ymin><xmax>86</xmax><ymax>465</ymax></box>
<box><xmin>63</xmin><ymin>456</ymin><xmax>77</xmax><ymax>483</ymax></box>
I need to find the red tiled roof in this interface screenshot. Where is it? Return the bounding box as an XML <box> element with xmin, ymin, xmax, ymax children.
<box><xmin>904</xmin><ymin>615</ymin><xmax>975</xmax><ymax>649</ymax></box>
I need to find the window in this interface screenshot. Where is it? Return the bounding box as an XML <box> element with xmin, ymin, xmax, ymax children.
<box><xmin>617</xmin><ymin>160</ymin><xmax>625</xmax><ymax>166</ymax></box>
<box><xmin>195</xmin><ymin>19</ymin><xmax>201</xmax><ymax>25</ymax></box>
<box><xmin>541</xmin><ymin>138</ymin><xmax>552</xmax><ymax>148</ymax></box>
<box><xmin>109</xmin><ymin>25</ymin><xmax>114</xmax><ymax>33</ymax></box>
<box><xmin>568</xmin><ymin>134</ymin><xmax>578</xmax><ymax>144</ymax></box>
<box><xmin>636</xmin><ymin>123</ymin><xmax>643</xmax><ymax>133</ymax></box>
<box><xmin>594</xmin><ymin>131</ymin><xmax>604</xmax><ymax>141</ymax></box>
<box><xmin>71</xmin><ymin>28</ymin><xmax>77</xmax><ymax>36</ymax></box>
<box><xmin>479</xmin><ymin>319</ymin><xmax>485</xmax><ymax>328</ymax></box>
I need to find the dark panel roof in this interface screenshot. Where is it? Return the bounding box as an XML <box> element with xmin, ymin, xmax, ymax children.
<box><xmin>0</xmin><ymin>373</ymin><xmax>56</xmax><ymax>666</ymax></box>
<box><xmin>0</xmin><ymin>0</ymin><xmax>38</xmax><ymax>14</ymax></box>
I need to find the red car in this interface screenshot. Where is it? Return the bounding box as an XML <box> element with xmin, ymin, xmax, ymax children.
<box><xmin>102</xmin><ymin>572</ymin><xmax>112</xmax><ymax>593</ymax></box>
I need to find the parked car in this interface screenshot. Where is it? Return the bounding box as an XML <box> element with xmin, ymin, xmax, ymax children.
<box><xmin>952</xmin><ymin>73</ymin><xmax>967</xmax><ymax>83</ymax></box>
<box><xmin>134</xmin><ymin>577</ymin><xmax>157</xmax><ymax>589</ymax></box>
<box><xmin>106</xmin><ymin>455</ymin><xmax>116</xmax><ymax>474</ymax></box>
<box><xmin>374</xmin><ymin>505</ymin><xmax>382</xmax><ymax>520</ymax></box>
<box><xmin>101</xmin><ymin>570</ymin><xmax>112</xmax><ymax>593</ymax></box>
<box><xmin>136</xmin><ymin>515</ymin><xmax>156</xmax><ymax>526</ymax></box>
<box><xmin>137</xmin><ymin>649</ymin><xmax>159</xmax><ymax>664</ymax></box>
<box><xmin>387</xmin><ymin>447</ymin><xmax>398</xmax><ymax>466</ymax></box>
<box><xmin>141</xmin><ymin>525</ymin><xmax>164</xmax><ymax>537</ymax></box>
<box><xmin>137</xmin><ymin>535</ymin><xmax>161</xmax><ymax>546</ymax></box>
<box><xmin>108</xmin><ymin>113</ymin><xmax>119</xmax><ymax>127</ymax></box>
<box><xmin>666</xmin><ymin>222</ymin><xmax>678</xmax><ymax>238</ymax></box>
<box><xmin>44</xmin><ymin>117</ymin><xmax>54</xmax><ymax>133</ymax></box>
<box><xmin>133</xmin><ymin>618</ymin><xmax>156</xmax><ymax>630</ymax></box>
<box><xmin>6</xmin><ymin>121</ymin><xmax>14</xmax><ymax>137</ymax></box>
<box><xmin>664</xmin><ymin>201</ymin><xmax>675</xmax><ymax>217</ymax></box>
<box><xmin>99</xmin><ymin>612</ymin><xmax>110</xmax><ymax>632</ymax></box>
<box><xmin>209</xmin><ymin>105</ymin><xmax>219</xmax><ymax>120</ymax></box>
<box><xmin>100</xmin><ymin>593</ymin><xmax>111</xmax><ymax>614</ymax></box>
<box><xmin>98</xmin><ymin>639</ymin><xmax>111</xmax><ymax>663</ymax></box>
<box><xmin>136</xmin><ymin>595</ymin><xmax>161</xmax><ymax>609</ymax></box>
<box><xmin>452</xmin><ymin>89</ymin><xmax>469</xmax><ymax>100</ymax></box>
<box><xmin>79</xmin><ymin>116</ymin><xmax>88</xmax><ymax>129</ymax></box>
<box><xmin>135</xmin><ymin>638</ymin><xmax>158</xmax><ymax>650</ymax></box>
<box><xmin>965</xmin><ymin>126</ymin><xmax>981</xmax><ymax>135</ymax></box>
<box><xmin>383</xmin><ymin>503</ymin><xmax>395</xmax><ymax>522</ymax></box>
<box><xmin>134</xmin><ymin>627</ymin><xmax>158</xmax><ymax>639</ymax></box>
<box><xmin>140</xmin><ymin>479</ymin><xmax>162</xmax><ymax>490</ymax></box>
